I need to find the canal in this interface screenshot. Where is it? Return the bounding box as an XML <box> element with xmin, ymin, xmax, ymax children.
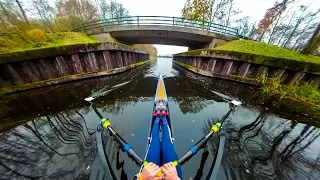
<box><xmin>0</xmin><ymin>58</ymin><xmax>319</xmax><ymax>180</ymax></box>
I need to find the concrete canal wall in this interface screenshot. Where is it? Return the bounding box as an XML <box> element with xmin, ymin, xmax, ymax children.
<box><xmin>173</xmin><ymin>53</ymin><xmax>320</xmax><ymax>86</ymax></box>
<box><xmin>0</xmin><ymin>42</ymin><xmax>149</xmax><ymax>92</ymax></box>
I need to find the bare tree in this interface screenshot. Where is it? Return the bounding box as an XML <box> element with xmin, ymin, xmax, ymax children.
<box><xmin>29</xmin><ymin>0</ymin><xmax>55</xmax><ymax>31</ymax></box>
<box><xmin>15</xmin><ymin>0</ymin><xmax>30</xmax><ymax>29</ymax></box>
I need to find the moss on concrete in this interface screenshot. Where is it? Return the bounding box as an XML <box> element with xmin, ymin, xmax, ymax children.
<box><xmin>0</xmin><ymin>30</ymin><xmax>148</xmax><ymax>64</ymax></box>
<box><xmin>0</xmin><ymin>32</ymin><xmax>98</xmax><ymax>53</ymax></box>
<box><xmin>0</xmin><ymin>42</ymin><xmax>146</xmax><ymax>64</ymax></box>
<box><xmin>175</xmin><ymin>40</ymin><xmax>320</xmax><ymax>74</ymax></box>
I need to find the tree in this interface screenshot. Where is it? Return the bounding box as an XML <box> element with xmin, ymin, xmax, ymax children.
<box><xmin>276</xmin><ymin>12</ymin><xmax>295</xmax><ymax>46</ymax></box>
<box><xmin>182</xmin><ymin>0</ymin><xmax>211</xmax><ymax>24</ymax></box>
<box><xmin>248</xmin><ymin>21</ymin><xmax>257</xmax><ymax>39</ymax></box>
<box><xmin>301</xmin><ymin>22</ymin><xmax>320</xmax><ymax>54</ymax></box>
<box><xmin>236</xmin><ymin>16</ymin><xmax>250</xmax><ymax>38</ymax></box>
<box><xmin>133</xmin><ymin>44</ymin><xmax>157</xmax><ymax>57</ymax></box>
<box><xmin>95</xmin><ymin>0</ymin><xmax>130</xmax><ymax>21</ymax></box>
<box><xmin>55</xmin><ymin>0</ymin><xmax>98</xmax><ymax>30</ymax></box>
<box><xmin>209</xmin><ymin>0</ymin><xmax>230</xmax><ymax>23</ymax></box>
<box><xmin>281</xmin><ymin>6</ymin><xmax>319</xmax><ymax>48</ymax></box>
<box><xmin>15</xmin><ymin>0</ymin><xmax>30</xmax><ymax>29</ymax></box>
<box><xmin>29</xmin><ymin>0</ymin><xmax>55</xmax><ymax>31</ymax></box>
<box><xmin>182</xmin><ymin>0</ymin><xmax>241</xmax><ymax>31</ymax></box>
<box><xmin>256</xmin><ymin>0</ymin><xmax>294</xmax><ymax>41</ymax></box>
<box><xmin>224</xmin><ymin>0</ymin><xmax>241</xmax><ymax>27</ymax></box>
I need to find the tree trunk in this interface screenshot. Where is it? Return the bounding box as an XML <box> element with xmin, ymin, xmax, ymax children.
<box><xmin>277</xmin><ymin>14</ymin><xmax>295</xmax><ymax>46</ymax></box>
<box><xmin>15</xmin><ymin>0</ymin><xmax>30</xmax><ymax>29</ymax></box>
<box><xmin>301</xmin><ymin>22</ymin><xmax>320</xmax><ymax>54</ymax></box>
<box><xmin>282</xmin><ymin>8</ymin><xmax>307</xmax><ymax>47</ymax></box>
<box><xmin>290</xmin><ymin>18</ymin><xmax>314</xmax><ymax>49</ymax></box>
<box><xmin>268</xmin><ymin>14</ymin><xmax>282</xmax><ymax>44</ymax></box>
<box><xmin>225</xmin><ymin>0</ymin><xmax>233</xmax><ymax>27</ymax></box>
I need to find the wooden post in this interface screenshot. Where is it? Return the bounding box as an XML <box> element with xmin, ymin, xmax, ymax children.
<box><xmin>103</xmin><ymin>51</ymin><xmax>112</xmax><ymax>70</ymax></box>
<box><xmin>222</xmin><ymin>60</ymin><xmax>233</xmax><ymax>75</ymax></box>
<box><xmin>71</xmin><ymin>54</ymin><xmax>84</xmax><ymax>73</ymax></box>
<box><xmin>287</xmin><ymin>72</ymin><xmax>305</xmax><ymax>86</ymax></box>
<box><xmin>6</xmin><ymin>64</ymin><xmax>23</xmax><ymax>85</ymax></box>
<box><xmin>239</xmin><ymin>63</ymin><xmax>251</xmax><ymax>77</ymax></box>
<box><xmin>88</xmin><ymin>52</ymin><xmax>99</xmax><ymax>71</ymax></box>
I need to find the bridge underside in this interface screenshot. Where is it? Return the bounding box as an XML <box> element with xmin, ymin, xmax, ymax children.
<box><xmin>110</xmin><ymin>30</ymin><xmax>212</xmax><ymax>49</ymax></box>
<box><xmin>87</xmin><ymin>25</ymin><xmax>238</xmax><ymax>50</ymax></box>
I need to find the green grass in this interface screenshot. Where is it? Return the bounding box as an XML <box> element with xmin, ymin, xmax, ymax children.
<box><xmin>0</xmin><ymin>32</ymin><xmax>98</xmax><ymax>54</ymax></box>
<box><xmin>214</xmin><ymin>40</ymin><xmax>320</xmax><ymax>64</ymax></box>
<box><xmin>176</xmin><ymin>40</ymin><xmax>320</xmax><ymax>74</ymax></box>
<box><xmin>259</xmin><ymin>73</ymin><xmax>320</xmax><ymax>107</ymax></box>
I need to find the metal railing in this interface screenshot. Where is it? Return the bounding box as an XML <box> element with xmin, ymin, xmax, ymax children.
<box><xmin>80</xmin><ymin>16</ymin><xmax>239</xmax><ymax>37</ymax></box>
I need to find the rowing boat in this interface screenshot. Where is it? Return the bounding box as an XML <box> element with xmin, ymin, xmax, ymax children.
<box><xmin>148</xmin><ymin>74</ymin><xmax>174</xmax><ymax>145</ymax></box>
<box><xmin>140</xmin><ymin>74</ymin><xmax>175</xmax><ymax>172</ymax></box>
<box><xmin>86</xmin><ymin>74</ymin><xmax>242</xmax><ymax>179</ymax></box>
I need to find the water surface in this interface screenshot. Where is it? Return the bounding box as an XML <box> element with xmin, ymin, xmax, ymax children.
<box><xmin>0</xmin><ymin>58</ymin><xmax>319</xmax><ymax>180</ymax></box>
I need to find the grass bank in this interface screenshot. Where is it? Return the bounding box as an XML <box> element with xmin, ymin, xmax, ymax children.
<box><xmin>214</xmin><ymin>40</ymin><xmax>320</xmax><ymax>64</ymax></box>
<box><xmin>177</xmin><ymin>40</ymin><xmax>320</xmax><ymax>74</ymax></box>
<box><xmin>259</xmin><ymin>74</ymin><xmax>320</xmax><ymax>108</ymax></box>
<box><xmin>175</xmin><ymin>40</ymin><xmax>320</xmax><ymax>108</ymax></box>
<box><xmin>0</xmin><ymin>30</ymin><xmax>98</xmax><ymax>54</ymax></box>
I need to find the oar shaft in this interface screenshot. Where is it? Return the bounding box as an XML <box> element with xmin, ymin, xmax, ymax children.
<box><xmin>178</xmin><ymin>131</ymin><xmax>214</xmax><ymax>164</ymax></box>
<box><xmin>92</xmin><ymin>103</ymin><xmax>103</xmax><ymax>119</ymax></box>
<box><xmin>178</xmin><ymin>123</ymin><xmax>221</xmax><ymax>165</ymax></box>
<box><xmin>92</xmin><ymin>104</ymin><xmax>143</xmax><ymax>165</ymax></box>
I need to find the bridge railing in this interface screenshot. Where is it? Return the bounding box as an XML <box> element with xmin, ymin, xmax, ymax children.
<box><xmin>81</xmin><ymin>16</ymin><xmax>239</xmax><ymax>37</ymax></box>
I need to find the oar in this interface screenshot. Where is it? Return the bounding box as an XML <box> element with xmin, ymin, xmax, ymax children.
<box><xmin>90</xmin><ymin>103</ymin><xmax>144</xmax><ymax>165</ymax></box>
<box><xmin>210</xmin><ymin>90</ymin><xmax>242</xmax><ymax>107</ymax></box>
<box><xmin>178</xmin><ymin>122</ymin><xmax>222</xmax><ymax>165</ymax></box>
<box><xmin>176</xmin><ymin>100</ymin><xmax>240</xmax><ymax>166</ymax></box>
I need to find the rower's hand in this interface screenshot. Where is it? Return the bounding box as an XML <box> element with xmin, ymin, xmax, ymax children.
<box><xmin>161</xmin><ymin>162</ymin><xmax>180</xmax><ymax>180</ymax></box>
<box><xmin>140</xmin><ymin>162</ymin><xmax>163</xmax><ymax>180</ymax></box>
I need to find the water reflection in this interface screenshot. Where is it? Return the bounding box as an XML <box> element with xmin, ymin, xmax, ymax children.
<box><xmin>0</xmin><ymin>58</ymin><xmax>319</xmax><ymax>179</ymax></box>
<box><xmin>0</xmin><ymin>111</ymin><xmax>95</xmax><ymax>179</ymax></box>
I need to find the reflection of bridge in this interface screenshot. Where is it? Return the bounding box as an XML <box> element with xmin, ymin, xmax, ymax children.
<box><xmin>81</xmin><ymin>16</ymin><xmax>239</xmax><ymax>49</ymax></box>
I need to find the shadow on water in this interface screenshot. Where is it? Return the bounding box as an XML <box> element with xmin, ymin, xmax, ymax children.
<box><xmin>0</xmin><ymin>58</ymin><xmax>319</xmax><ymax>179</ymax></box>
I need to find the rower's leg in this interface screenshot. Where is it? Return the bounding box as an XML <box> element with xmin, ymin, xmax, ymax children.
<box><xmin>161</xmin><ymin>117</ymin><xmax>183</xmax><ymax>179</ymax></box>
<box><xmin>145</xmin><ymin>117</ymin><xmax>161</xmax><ymax>165</ymax></box>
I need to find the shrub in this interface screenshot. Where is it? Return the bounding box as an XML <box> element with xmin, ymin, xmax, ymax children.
<box><xmin>27</xmin><ymin>29</ymin><xmax>48</xmax><ymax>43</ymax></box>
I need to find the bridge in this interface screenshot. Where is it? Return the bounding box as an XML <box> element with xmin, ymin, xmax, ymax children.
<box><xmin>81</xmin><ymin>16</ymin><xmax>239</xmax><ymax>49</ymax></box>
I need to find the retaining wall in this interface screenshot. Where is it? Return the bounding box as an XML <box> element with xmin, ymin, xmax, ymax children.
<box><xmin>173</xmin><ymin>55</ymin><xmax>320</xmax><ymax>86</ymax></box>
<box><xmin>0</xmin><ymin>43</ymin><xmax>149</xmax><ymax>92</ymax></box>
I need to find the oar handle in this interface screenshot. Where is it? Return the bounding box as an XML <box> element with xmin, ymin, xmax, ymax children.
<box><xmin>143</xmin><ymin>160</ymin><xmax>179</xmax><ymax>177</ymax></box>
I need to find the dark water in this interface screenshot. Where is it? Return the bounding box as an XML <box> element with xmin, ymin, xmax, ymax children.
<box><xmin>0</xmin><ymin>58</ymin><xmax>319</xmax><ymax>180</ymax></box>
